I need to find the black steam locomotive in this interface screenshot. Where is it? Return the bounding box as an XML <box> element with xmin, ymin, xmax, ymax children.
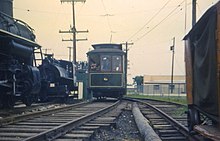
<box><xmin>38</xmin><ymin>54</ymin><xmax>77</xmax><ymax>102</ymax></box>
<box><xmin>87</xmin><ymin>43</ymin><xmax>126</xmax><ymax>99</ymax></box>
<box><xmin>0</xmin><ymin>0</ymin><xmax>77</xmax><ymax>108</ymax></box>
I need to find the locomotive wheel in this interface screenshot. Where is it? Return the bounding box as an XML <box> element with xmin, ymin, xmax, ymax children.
<box><xmin>22</xmin><ymin>79</ymin><xmax>34</xmax><ymax>106</ymax></box>
<box><xmin>23</xmin><ymin>96</ymin><xmax>33</xmax><ymax>106</ymax></box>
<box><xmin>38</xmin><ymin>81</ymin><xmax>49</xmax><ymax>102</ymax></box>
<box><xmin>61</xmin><ymin>90</ymin><xmax>71</xmax><ymax>103</ymax></box>
<box><xmin>3</xmin><ymin>95</ymin><xmax>15</xmax><ymax>109</ymax></box>
<box><xmin>187</xmin><ymin>108</ymin><xmax>200</xmax><ymax>132</ymax></box>
<box><xmin>39</xmin><ymin>90</ymin><xmax>48</xmax><ymax>102</ymax></box>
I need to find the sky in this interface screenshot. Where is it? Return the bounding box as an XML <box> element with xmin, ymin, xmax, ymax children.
<box><xmin>13</xmin><ymin>0</ymin><xmax>219</xmax><ymax>83</ymax></box>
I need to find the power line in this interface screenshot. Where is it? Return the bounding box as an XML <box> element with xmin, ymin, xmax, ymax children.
<box><xmin>14</xmin><ymin>7</ymin><xmax>70</xmax><ymax>15</ymax></box>
<box><xmin>127</xmin><ymin>0</ymin><xmax>172</xmax><ymax>41</ymax></box>
<box><xmin>60</xmin><ymin>0</ymin><xmax>88</xmax><ymax>63</ymax></box>
<box><xmin>100</xmin><ymin>0</ymin><xmax>113</xmax><ymax>34</ymax></box>
<box><xmin>134</xmin><ymin>0</ymin><xmax>185</xmax><ymax>43</ymax></box>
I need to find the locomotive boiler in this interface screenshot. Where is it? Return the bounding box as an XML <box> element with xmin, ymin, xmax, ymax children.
<box><xmin>87</xmin><ymin>43</ymin><xmax>126</xmax><ymax>99</ymax></box>
<box><xmin>184</xmin><ymin>1</ymin><xmax>220</xmax><ymax>140</ymax></box>
<box><xmin>0</xmin><ymin>0</ymin><xmax>42</xmax><ymax>108</ymax></box>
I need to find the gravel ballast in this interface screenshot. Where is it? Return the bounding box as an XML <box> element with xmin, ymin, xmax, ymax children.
<box><xmin>91</xmin><ymin>109</ymin><xmax>143</xmax><ymax>141</ymax></box>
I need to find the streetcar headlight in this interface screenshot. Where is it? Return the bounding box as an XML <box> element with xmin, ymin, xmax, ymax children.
<box><xmin>50</xmin><ymin>83</ymin><xmax>55</xmax><ymax>87</ymax></box>
<box><xmin>103</xmin><ymin>77</ymin><xmax>108</xmax><ymax>81</ymax></box>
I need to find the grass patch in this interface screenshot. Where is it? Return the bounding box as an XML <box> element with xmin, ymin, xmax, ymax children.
<box><xmin>125</xmin><ymin>94</ymin><xmax>187</xmax><ymax>105</ymax></box>
<box><xmin>172</xmin><ymin>106</ymin><xmax>187</xmax><ymax>116</ymax></box>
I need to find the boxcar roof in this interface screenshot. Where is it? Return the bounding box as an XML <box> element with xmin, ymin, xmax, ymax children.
<box><xmin>183</xmin><ymin>3</ymin><xmax>217</xmax><ymax>40</ymax></box>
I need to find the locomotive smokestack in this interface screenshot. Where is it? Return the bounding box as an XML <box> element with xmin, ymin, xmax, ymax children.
<box><xmin>0</xmin><ymin>0</ymin><xmax>13</xmax><ymax>17</ymax></box>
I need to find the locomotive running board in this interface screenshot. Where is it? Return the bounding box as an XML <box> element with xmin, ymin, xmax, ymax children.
<box><xmin>0</xmin><ymin>29</ymin><xmax>41</xmax><ymax>48</ymax></box>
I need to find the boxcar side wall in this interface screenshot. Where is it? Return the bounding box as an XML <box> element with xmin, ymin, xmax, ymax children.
<box><xmin>217</xmin><ymin>3</ymin><xmax>220</xmax><ymax>123</ymax></box>
<box><xmin>185</xmin><ymin>39</ymin><xmax>193</xmax><ymax>105</ymax></box>
<box><xmin>184</xmin><ymin>5</ymin><xmax>219</xmax><ymax>117</ymax></box>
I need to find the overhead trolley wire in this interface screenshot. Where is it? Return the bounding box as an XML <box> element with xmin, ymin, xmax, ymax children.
<box><xmin>14</xmin><ymin>7</ymin><xmax>70</xmax><ymax>15</ymax></box>
<box><xmin>132</xmin><ymin>0</ymin><xmax>185</xmax><ymax>43</ymax></box>
<box><xmin>127</xmin><ymin>0</ymin><xmax>172</xmax><ymax>41</ymax></box>
<box><xmin>100</xmin><ymin>0</ymin><xmax>113</xmax><ymax>32</ymax></box>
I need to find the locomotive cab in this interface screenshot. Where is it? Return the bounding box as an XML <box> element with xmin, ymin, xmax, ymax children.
<box><xmin>87</xmin><ymin>44</ymin><xmax>126</xmax><ymax>99</ymax></box>
<box><xmin>38</xmin><ymin>54</ymin><xmax>78</xmax><ymax>102</ymax></box>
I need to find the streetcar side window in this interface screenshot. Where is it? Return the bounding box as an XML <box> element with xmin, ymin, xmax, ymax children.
<box><xmin>101</xmin><ymin>55</ymin><xmax>111</xmax><ymax>71</ymax></box>
<box><xmin>112</xmin><ymin>56</ymin><xmax>122</xmax><ymax>72</ymax></box>
<box><xmin>89</xmin><ymin>54</ymin><xmax>100</xmax><ymax>71</ymax></box>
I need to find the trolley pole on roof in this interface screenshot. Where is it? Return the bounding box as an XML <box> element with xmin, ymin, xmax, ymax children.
<box><xmin>170</xmin><ymin>37</ymin><xmax>175</xmax><ymax>94</ymax></box>
<box><xmin>60</xmin><ymin>0</ymin><xmax>88</xmax><ymax>63</ymax></box>
<box><xmin>192</xmin><ymin>0</ymin><xmax>197</xmax><ymax>26</ymax></box>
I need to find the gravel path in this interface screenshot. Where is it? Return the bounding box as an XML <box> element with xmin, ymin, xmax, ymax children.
<box><xmin>91</xmin><ymin>109</ymin><xmax>143</xmax><ymax>141</ymax></box>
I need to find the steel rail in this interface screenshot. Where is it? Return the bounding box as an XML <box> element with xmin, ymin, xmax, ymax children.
<box><xmin>125</xmin><ymin>97</ymin><xmax>199</xmax><ymax>141</ymax></box>
<box><xmin>0</xmin><ymin>101</ymin><xmax>89</xmax><ymax>127</ymax></box>
<box><xmin>0</xmin><ymin>101</ymin><xmax>56</xmax><ymax>116</ymax></box>
<box><xmin>124</xmin><ymin>96</ymin><xmax>187</xmax><ymax>107</ymax></box>
<box><xmin>24</xmin><ymin>100</ymin><xmax>120</xmax><ymax>141</ymax></box>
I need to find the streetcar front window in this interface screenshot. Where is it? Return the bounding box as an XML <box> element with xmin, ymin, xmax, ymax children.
<box><xmin>101</xmin><ymin>55</ymin><xmax>111</xmax><ymax>71</ymax></box>
<box><xmin>89</xmin><ymin>54</ymin><xmax>100</xmax><ymax>71</ymax></box>
<box><xmin>112</xmin><ymin>56</ymin><xmax>122</xmax><ymax>72</ymax></box>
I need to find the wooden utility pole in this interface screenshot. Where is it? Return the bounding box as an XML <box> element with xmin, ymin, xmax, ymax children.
<box><xmin>122</xmin><ymin>42</ymin><xmax>133</xmax><ymax>94</ymax></box>
<box><xmin>42</xmin><ymin>48</ymin><xmax>51</xmax><ymax>54</ymax></box>
<box><xmin>192</xmin><ymin>0</ymin><xmax>197</xmax><ymax>26</ymax></box>
<box><xmin>170</xmin><ymin>37</ymin><xmax>175</xmax><ymax>94</ymax></box>
<box><xmin>67</xmin><ymin>47</ymin><xmax>72</xmax><ymax>61</ymax></box>
<box><xmin>60</xmin><ymin>0</ymin><xmax>88</xmax><ymax>63</ymax></box>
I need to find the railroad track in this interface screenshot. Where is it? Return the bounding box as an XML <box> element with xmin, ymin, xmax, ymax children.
<box><xmin>139</xmin><ymin>98</ymin><xmax>188</xmax><ymax>127</ymax></box>
<box><xmin>0</xmin><ymin>102</ymin><xmax>63</xmax><ymax>119</ymax></box>
<box><xmin>125</xmin><ymin>98</ymin><xmax>201</xmax><ymax>141</ymax></box>
<box><xmin>0</xmin><ymin>100</ymin><xmax>122</xmax><ymax>141</ymax></box>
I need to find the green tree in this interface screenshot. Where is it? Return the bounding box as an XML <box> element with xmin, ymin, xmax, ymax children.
<box><xmin>133</xmin><ymin>76</ymin><xmax>143</xmax><ymax>85</ymax></box>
